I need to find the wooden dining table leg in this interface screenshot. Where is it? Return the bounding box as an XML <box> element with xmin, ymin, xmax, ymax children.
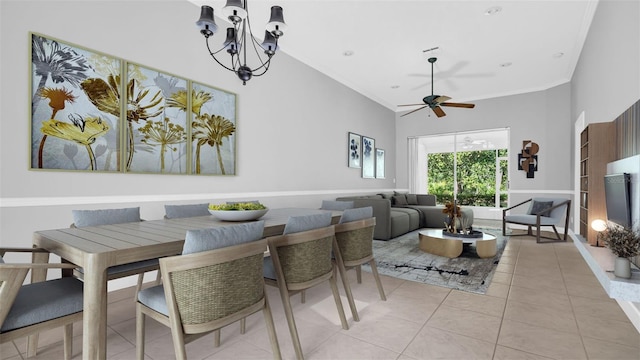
<box><xmin>83</xmin><ymin>254</ymin><xmax>109</xmax><ymax>360</ymax></box>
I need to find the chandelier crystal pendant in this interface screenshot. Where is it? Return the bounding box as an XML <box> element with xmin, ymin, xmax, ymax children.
<box><xmin>195</xmin><ymin>0</ymin><xmax>287</xmax><ymax>85</ymax></box>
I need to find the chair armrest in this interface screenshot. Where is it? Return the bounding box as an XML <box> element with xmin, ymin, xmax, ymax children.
<box><xmin>0</xmin><ymin>247</ymin><xmax>48</xmax><ymax>257</ymax></box>
<box><xmin>0</xmin><ymin>263</ymin><xmax>78</xmax><ymax>270</ymax></box>
<box><xmin>503</xmin><ymin>198</ymin><xmax>533</xmax><ymax>216</ymax></box>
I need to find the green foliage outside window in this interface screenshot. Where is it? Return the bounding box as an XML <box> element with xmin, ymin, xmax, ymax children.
<box><xmin>427</xmin><ymin>149</ymin><xmax>508</xmax><ymax>207</ymax></box>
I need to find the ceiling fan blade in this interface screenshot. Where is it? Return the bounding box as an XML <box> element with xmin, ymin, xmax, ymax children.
<box><xmin>397</xmin><ymin>103</ymin><xmax>427</xmax><ymax>107</ymax></box>
<box><xmin>432</xmin><ymin>106</ymin><xmax>446</xmax><ymax>117</ymax></box>
<box><xmin>440</xmin><ymin>102</ymin><xmax>475</xmax><ymax>108</ymax></box>
<box><xmin>400</xmin><ymin>106</ymin><xmax>428</xmax><ymax>117</ymax></box>
<box><xmin>434</xmin><ymin>96</ymin><xmax>451</xmax><ymax>103</ymax></box>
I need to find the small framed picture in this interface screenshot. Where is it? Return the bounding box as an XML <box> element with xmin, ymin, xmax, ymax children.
<box><xmin>362</xmin><ymin>136</ymin><xmax>375</xmax><ymax>178</ymax></box>
<box><xmin>375</xmin><ymin>148</ymin><xmax>385</xmax><ymax>179</ymax></box>
<box><xmin>348</xmin><ymin>132</ymin><xmax>361</xmax><ymax>168</ymax></box>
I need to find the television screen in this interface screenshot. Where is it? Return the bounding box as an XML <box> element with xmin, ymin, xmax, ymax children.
<box><xmin>604</xmin><ymin>173</ymin><xmax>631</xmax><ymax>228</ymax></box>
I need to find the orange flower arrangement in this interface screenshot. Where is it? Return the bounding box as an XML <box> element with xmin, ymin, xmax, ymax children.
<box><xmin>442</xmin><ymin>201</ymin><xmax>462</xmax><ymax>233</ymax></box>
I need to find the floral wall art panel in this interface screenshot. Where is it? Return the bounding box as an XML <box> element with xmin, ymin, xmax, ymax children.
<box><xmin>125</xmin><ymin>63</ymin><xmax>187</xmax><ymax>174</ymax></box>
<box><xmin>362</xmin><ymin>136</ymin><xmax>375</xmax><ymax>179</ymax></box>
<box><xmin>31</xmin><ymin>33</ymin><xmax>121</xmax><ymax>172</ymax></box>
<box><xmin>348</xmin><ymin>132</ymin><xmax>361</xmax><ymax>168</ymax></box>
<box><xmin>190</xmin><ymin>81</ymin><xmax>237</xmax><ymax>175</ymax></box>
<box><xmin>376</xmin><ymin>148</ymin><xmax>385</xmax><ymax>179</ymax></box>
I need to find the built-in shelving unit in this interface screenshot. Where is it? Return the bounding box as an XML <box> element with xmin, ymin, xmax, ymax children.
<box><xmin>579</xmin><ymin>123</ymin><xmax>613</xmax><ymax>245</ymax></box>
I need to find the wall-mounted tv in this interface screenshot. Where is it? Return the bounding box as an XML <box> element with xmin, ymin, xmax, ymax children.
<box><xmin>604</xmin><ymin>173</ymin><xmax>632</xmax><ymax>228</ymax></box>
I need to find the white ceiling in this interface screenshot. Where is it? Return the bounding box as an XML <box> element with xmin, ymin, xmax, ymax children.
<box><xmin>190</xmin><ymin>0</ymin><xmax>599</xmax><ymax>113</ymax></box>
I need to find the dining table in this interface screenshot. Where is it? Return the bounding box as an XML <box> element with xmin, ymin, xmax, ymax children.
<box><xmin>31</xmin><ymin>207</ymin><xmax>342</xmax><ymax>360</ymax></box>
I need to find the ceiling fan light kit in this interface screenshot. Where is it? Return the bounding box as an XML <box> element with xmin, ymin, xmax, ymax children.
<box><xmin>196</xmin><ymin>0</ymin><xmax>287</xmax><ymax>85</ymax></box>
<box><xmin>399</xmin><ymin>57</ymin><xmax>475</xmax><ymax>118</ymax></box>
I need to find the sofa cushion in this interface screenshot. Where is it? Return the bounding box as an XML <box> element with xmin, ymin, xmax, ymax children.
<box><xmin>392</xmin><ymin>194</ymin><xmax>408</xmax><ymax>206</ymax></box>
<box><xmin>389</xmin><ymin>212</ymin><xmax>410</xmax><ymax>239</ymax></box>
<box><xmin>392</xmin><ymin>208</ymin><xmax>420</xmax><ymax>231</ymax></box>
<box><xmin>406</xmin><ymin>194</ymin><xmax>418</xmax><ymax>205</ymax></box>
<box><xmin>378</xmin><ymin>192</ymin><xmax>394</xmax><ymax>200</ymax></box>
<box><xmin>321</xmin><ymin>200</ymin><xmax>354</xmax><ymax>211</ymax></box>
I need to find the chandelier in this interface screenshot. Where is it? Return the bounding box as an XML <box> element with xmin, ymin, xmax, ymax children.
<box><xmin>196</xmin><ymin>0</ymin><xmax>287</xmax><ymax>85</ymax></box>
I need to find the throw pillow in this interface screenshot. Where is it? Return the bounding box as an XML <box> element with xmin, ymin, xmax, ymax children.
<box><xmin>529</xmin><ymin>201</ymin><xmax>553</xmax><ymax>217</ymax></box>
<box><xmin>406</xmin><ymin>194</ymin><xmax>418</xmax><ymax>205</ymax></box>
<box><xmin>392</xmin><ymin>195</ymin><xmax>408</xmax><ymax>206</ymax></box>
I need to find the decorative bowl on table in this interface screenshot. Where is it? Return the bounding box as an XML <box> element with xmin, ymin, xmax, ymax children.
<box><xmin>208</xmin><ymin>203</ymin><xmax>269</xmax><ymax>222</ymax></box>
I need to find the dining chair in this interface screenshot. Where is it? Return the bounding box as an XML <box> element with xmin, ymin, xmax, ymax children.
<box><xmin>0</xmin><ymin>247</ymin><xmax>83</xmax><ymax>360</ymax></box>
<box><xmin>71</xmin><ymin>207</ymin><xmax>160</xmax><ymax>292</ymax></box>
<box><xmin>164</xmin><ymin>203</ymin><xmax>210</xmax><ymax>219</ymax></box>
<box><xmin>502</xmin><ymin>197</ymin><xmax>572</xmax><ymax>243</ymax></box>
<box><xmin>263</xmin><ymin>213</ymin><xmax>348</xmax><ymax>360</ymax></box>
<box><xmin>136</xmin><ymin>221</ymin><xmax>281</xmax><ymax>360</ymax></box>
<box><xmin>333</xmin><ymin>207</ymin><xmax>386</xmax><ymax>322</ymax></box>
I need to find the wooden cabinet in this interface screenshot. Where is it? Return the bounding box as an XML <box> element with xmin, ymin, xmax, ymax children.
<box><xmin>580</xmin><ymin>123</ymin><xmax>614</xmax><ymax>245</ymax></box>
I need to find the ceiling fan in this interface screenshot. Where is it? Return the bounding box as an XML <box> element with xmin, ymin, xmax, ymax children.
<box><xmin>399</xmin><ymin>57</ymin><xmax>476</xmax><ymax>118</ymax></box>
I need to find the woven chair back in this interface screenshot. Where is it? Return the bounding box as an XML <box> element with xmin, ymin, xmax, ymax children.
<box><xmin>334</xmin><ymin>218</ymin><xmax>376</xmax><ymax>263</ymax></box>
<box><xmin>269</xmin><ymin>226</ymin><xmax>335</xmax><ymax>285</ymax></box>
<box><xmin>160</xmin><ymin>239</ymin><xmax>267</xmax><ymax>327</ymax></box>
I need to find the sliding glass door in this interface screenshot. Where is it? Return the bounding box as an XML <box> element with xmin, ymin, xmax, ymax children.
<box><xmin>411</xmin><ymin>128</ymin><xmax>509</xmax><ymax>208</ymax></box>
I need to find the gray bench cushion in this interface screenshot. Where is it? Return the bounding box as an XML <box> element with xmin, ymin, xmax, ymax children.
<box><xmin>1</xmin><ymin>277</ymin><xmax>83</xmax><ymax>333</ymax></box>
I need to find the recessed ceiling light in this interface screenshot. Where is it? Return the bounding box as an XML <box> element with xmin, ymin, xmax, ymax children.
<box><xmin>485</xmin><ymin>6</ymin><xmax>502</xmax><ymax>15</ymax></box>
<box><xmin>553</xmin><ymin>52</ymin><xmax>565</xmax><ymax>58</ymax></box>
<box><xmin>499</xmin><ymin>62</ymin><xmax>512</xmax><ymax>68</ymax></box>
<box><xmin>343</xmin><ymin>50</ymin><xmax>354</xmax><ymax>57</ymax></box>
<box><xmin>391</xmin><ymin>85</ymin><xmax>399</xmax><ymax>89</ymax></box>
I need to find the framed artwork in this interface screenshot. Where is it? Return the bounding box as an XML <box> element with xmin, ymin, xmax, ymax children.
<box><xmin>348</xmin><ymin>132</ymin><xmax>361</xmax><ymax>168</ymax></box>
<box><xmin>125</xmin><ymin>63</ymin><xmax>188</xmax><ymax>174</ymax></box>
<box><xmin>29</xmin><ymin>32</ymin><xmax>238</xmax><ymax>176</ymax></box>
<box><xmin>362</xmin><ymin>136</ymin><xmax>375</xmax><ymax>178</ymax></box>
<box><xmin>375</xmin><ymin>148</ymin><xmax>385</xmax><ymax>179</ymax></box>
<box><xmin>31</xmin><ymin>33</ymin><xmax>121</xmax><ymax>172</ymax></box>
<box><xmin>191</xmin><ymin>81</ymin><xmax>237</xmax><ymax>175</ymax></box>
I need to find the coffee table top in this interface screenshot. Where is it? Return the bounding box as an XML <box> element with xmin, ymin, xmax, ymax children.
<box><xmin>418</xmin><ymin>229</ymin><xmax>496</xmax><ymax>244</ymax></box>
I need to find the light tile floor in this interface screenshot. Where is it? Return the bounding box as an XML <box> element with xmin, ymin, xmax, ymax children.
<box><xmin>3</xmin><ymin>225</ymin><xmax>639</xmax><ymax>360</ymax></box>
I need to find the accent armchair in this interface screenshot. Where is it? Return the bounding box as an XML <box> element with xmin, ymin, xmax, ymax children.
<box><xmin>502</xmin><ymin>197</ymin><xmax>571</xmax><ymax>243</ymax></box>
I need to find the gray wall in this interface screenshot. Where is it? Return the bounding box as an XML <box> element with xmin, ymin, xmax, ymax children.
<box><xmin>0</xmin><ymin>1</ymin><xmax>395</xmax><ymax>250</ymax></box>
<box><xmin>570</xmin><ymin>0</ymin><xmax>640</xmax><ymax>321</ymax></box>
<box><xmin>395</xmin><ymin>83</ymin><xmax>574</xmax><ymax>213</ymax></box>
<box><xmin>571</xmin><ymin>0</ymin><xmax>640</xmax><ymax>126</ymax></box>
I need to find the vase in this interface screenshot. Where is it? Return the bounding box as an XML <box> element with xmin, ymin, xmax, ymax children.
<box><xmin>614</xmin><ymin>257</ymin><xmax>632</xmax><ymax>279</ymax></box>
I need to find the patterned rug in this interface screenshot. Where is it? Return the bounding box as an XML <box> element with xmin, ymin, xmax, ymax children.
<box><xmin>361</xmin><ymin>227</ymin><xmax>508</xmax><ymax>294</ymax></box>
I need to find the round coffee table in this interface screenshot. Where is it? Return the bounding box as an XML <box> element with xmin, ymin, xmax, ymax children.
<box><xmin>418</xmin><ymin>229</ymin><xmax>497</xmax><ymax>259</ymax></box>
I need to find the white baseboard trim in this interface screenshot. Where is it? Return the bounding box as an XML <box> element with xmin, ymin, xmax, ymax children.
<box><xmin>0</xmin><ymin>188</ymin><xmax>403</xmax><ymax>208</ymax></box>
<box><xmin>617</xmin><ymin>300</ymin><xmax>640</xmax><ymax>334</ymax></box>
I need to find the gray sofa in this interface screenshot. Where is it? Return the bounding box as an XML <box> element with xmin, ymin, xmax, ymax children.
<box><xmin>336</xmin><ymin>192</ymin><xmax>474</xmax><ymax>240</ymax></box>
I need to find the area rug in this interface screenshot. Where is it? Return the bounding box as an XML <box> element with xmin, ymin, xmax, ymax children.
<box><xmin>361</xmin><ymin>227</ymin><xmax>507</xmax><ymax>294</ymax></box>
